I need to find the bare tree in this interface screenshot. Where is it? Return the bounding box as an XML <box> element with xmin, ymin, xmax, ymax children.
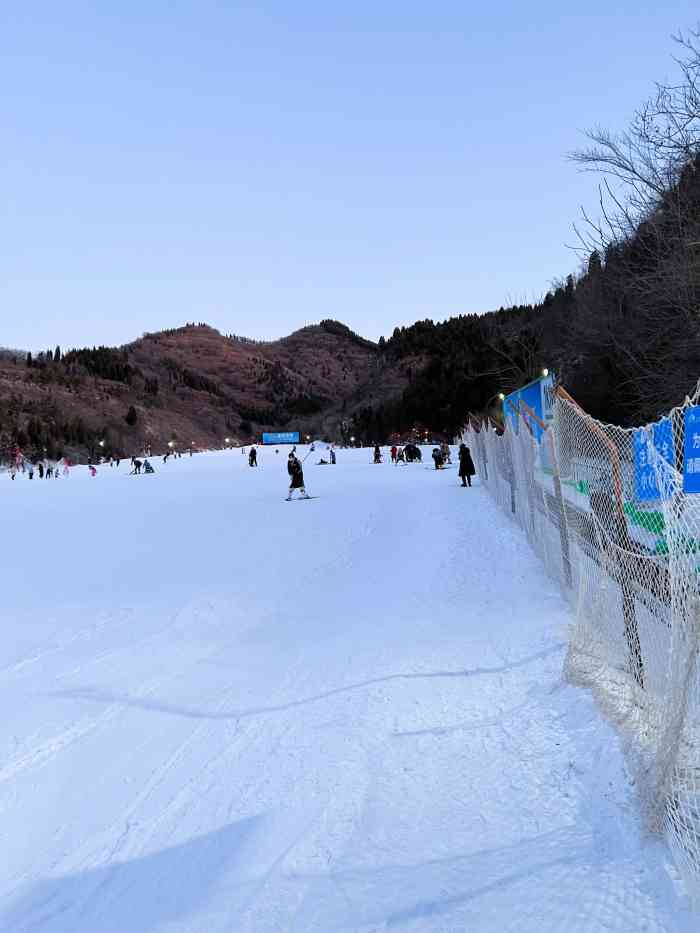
<box><xmin>571</xmin><ymin>27</ymin><xmax>700</xmax><ymax>252</ymax></box>
<box><xmin>562</xmin><ymin>28</ymin><xmax>700</xmax><ymax>421</ymax></box>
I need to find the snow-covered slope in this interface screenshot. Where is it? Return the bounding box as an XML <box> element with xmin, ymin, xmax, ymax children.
<box><xmin>0</xmin><ymin>448</ymin><xmax>693</xmax><ymax>931</ymax></box>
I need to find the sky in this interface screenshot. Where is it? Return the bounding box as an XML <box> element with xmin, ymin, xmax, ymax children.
<box><xmin>2</xmin><ymin>2</ymin><xmax>699</xmax><ymax>351</ymax></box>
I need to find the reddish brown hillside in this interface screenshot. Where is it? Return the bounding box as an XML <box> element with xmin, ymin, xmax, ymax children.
<box><xmin>0</xmin><ymin>322</ymin><xmax>418</xmax><ymax>462</ymax></box>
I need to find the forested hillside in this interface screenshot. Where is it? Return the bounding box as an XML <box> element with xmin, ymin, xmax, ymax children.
<box><xmin>352</xmin><ymin>30</ymin><xmax>700</xmax><ymax>441</ymax></box>
<box><xmin>0</xmin><ymin>322</ymin><xmax>412</xmax><ymax>463</ymax></box>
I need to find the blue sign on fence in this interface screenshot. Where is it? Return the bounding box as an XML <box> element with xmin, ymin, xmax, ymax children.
<box><xmin>634</xmin><ymin>418</ymin><xmax>673</xmax><ymax>500</ymax></box>
<box><xmin>261</xmin><ymin>431</ymin><xmax>300</xmax><ymax>445</ymax></box>
<box><xmin>502</xmin><ymin>373</ymin><xmax>554</xmax><ymax>441</ymax></box>
<box><xmin>683</xmin><ymin>406</ymin><xmax>700</xmax><ymax>493</ymax></box>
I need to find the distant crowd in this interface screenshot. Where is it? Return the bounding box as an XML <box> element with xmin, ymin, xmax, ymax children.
<box><xmin>4</xmin><ymin>440</ymin><xmax>477</xmax><ymax>490</ymax></box>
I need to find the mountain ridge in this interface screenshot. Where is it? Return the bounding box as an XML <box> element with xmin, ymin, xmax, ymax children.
<box><xmin>0</xmin><ymin>320</ymin><xmax>418</xmax><ymax>462</ymax></box>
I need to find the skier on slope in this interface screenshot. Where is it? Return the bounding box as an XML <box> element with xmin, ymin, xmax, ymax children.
<box><xmin>432</xmin><ymin>447</ymin><xmax>444</xmax><ymax>470</ymax></box>
<box><xmin>458</xmin><ymin>443</ymin><xmax>476</xmax><ymax>487</ymax></box>
<box><xmin>249</xmin><ymin>447</ymin><xmax>258</xmax><ymax>467</ymax></box>
<box><xmin>390</xmin><ymin>445</ymin><xmax>397</xmax><ymax>463</ymax></box>
<box><xmin>373</xmin><ymin>444</ymin><xmax>382</xmax><ymax>464</ymax></box>
<box><xmin>286</xmin><ymin>451</ymin><xmax>309</xmax><ymax>500</ymax></box>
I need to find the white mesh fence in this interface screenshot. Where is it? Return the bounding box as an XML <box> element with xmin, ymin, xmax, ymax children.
<box><xmin>469</xmin><ymin>387</ymin><xmax>700</xmax><ymax>902</ymax></box>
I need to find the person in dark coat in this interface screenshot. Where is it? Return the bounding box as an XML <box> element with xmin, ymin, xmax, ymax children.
<box><xmin>373</xmin><ymin>445</ymin><xmax>382</xmax><ymax>464</ymax></box>
<box><xmin>458</xmin><ymin>443</ymin><xmax>476</xmax><ymax>486</ymax></box>
<box><xmin>249</xmin><ymin>447</ymin><xmax>258</xmax><ymax>467</ymax></box>
<box><xmin>432</xmin><ymin>447</ymin><xmax>443</xmax><ymax>470</ymax></box>
<box><xmin>286</xmin><ymin>452</ymin><xmax>309</xmax><ymax>499</ymax></box>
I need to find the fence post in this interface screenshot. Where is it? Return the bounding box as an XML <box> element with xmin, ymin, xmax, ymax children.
<box><xmin>520</xmin><ymin>400</ymin><xmax>573</xmax><ymax>590</ymax></box>
<box><xmin>468</xmin><ymin>415</ymin><xmax>488</xmax><ymax>481</ymax></box>
<box><xmin>555</xmin><ymin>386</ymin><xmax>643</xmax><ymax>687</ymax></box>
<box><xmin>515</xmin><ymin>401</ymin><xmax>538</xmax><ymax>536</ymax></box>
<box><xmin>505</xmin><ymin>401</ymin><xmax>521</xmax><ymax>516</ymax></box>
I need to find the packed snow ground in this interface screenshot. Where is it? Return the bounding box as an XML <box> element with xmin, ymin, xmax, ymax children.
<box><xmin>0</xmin><ymin>447</ymin><xmax>694</xmax><ymax>931</ymax></box>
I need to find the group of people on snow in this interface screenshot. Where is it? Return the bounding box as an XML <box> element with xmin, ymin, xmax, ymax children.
<box><xmin>376</xmin><ymin>443</ymin><xmax>423</xmax><ymax>464</ymax></box>
<box><xmin>7</xmin><ymin>456</ymin><xmax>72</xmax><ymax>481</ymax></box>
<box><xmin>367</xmin><ymin>440</ymin><xmax>474</xmax><ymax>486</ymax></box>
<box><xmin>389</xmin><ymin>443</ymin><xmax>422</xmax><ymax>464</ymax></box>
<box><xmin>129</xmin><ymin>457</ymin><xmax>155</xmax><ymax>475</ymax></box>
<box><xmin>6</xmin><ymin>437</ymin><xmax>477</xmax><ymax>495</ymax></box>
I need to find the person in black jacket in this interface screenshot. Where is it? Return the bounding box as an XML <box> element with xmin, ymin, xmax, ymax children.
<box><xmin>458</xmin><ymin>443</ymin><xmax>476</xmax><ymax>487</ymax></box>
<box><xmin>286</xmin><ymin>452</ymin><xmax>309</xmax><ymax>499</ymax></box>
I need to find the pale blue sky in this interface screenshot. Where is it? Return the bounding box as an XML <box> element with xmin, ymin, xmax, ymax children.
<box><xmin>2</xmin><ymin>3</ymin><xmax>699</xmax><ymax>350</ymax></box>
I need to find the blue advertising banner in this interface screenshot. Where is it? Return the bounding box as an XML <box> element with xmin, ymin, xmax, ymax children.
<box><xmin>634</xmin><ymin>418</ymin><xmax>673</xmax><ymax>500</ymax></box>
<box><xmin>261</xmin><ymin>431</ymin><xmax>300</xmax><ymax>445</ymax></box>
<box><xmin>502</xmin><ymin>374</ymin><xmax>554</xmax><ymax>441</ymax></box>
<box><xmin>683</xmin><ymin>406</ymin><xmax>700</xmax><ymax>493</ymax></box>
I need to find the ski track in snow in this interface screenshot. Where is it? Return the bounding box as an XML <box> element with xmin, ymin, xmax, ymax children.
<box><xmin>0</xmin><ymin>448</ymin><xmax>694</xmax><ymax>931</ymax></box>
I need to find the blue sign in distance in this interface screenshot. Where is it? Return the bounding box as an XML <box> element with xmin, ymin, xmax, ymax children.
<box><xmin>261</xmin><ymin>431</ymin><xmax>300</xmax><ymax>445</ymax></box>
<box><xmin>683</xmin><ymin>406</ymin><xmax>700</xmax><ymax>493</ymax></box>
<box><xmin>634</xmin><ymin>418</ymin><xmax>674</xmax><ymax>501</ymax></box>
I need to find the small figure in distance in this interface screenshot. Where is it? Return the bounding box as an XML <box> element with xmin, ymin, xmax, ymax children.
<box><xmin>458</xmin><ymin>443</ymin><xmax>476</xmax><ymax>487</ymax></box>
